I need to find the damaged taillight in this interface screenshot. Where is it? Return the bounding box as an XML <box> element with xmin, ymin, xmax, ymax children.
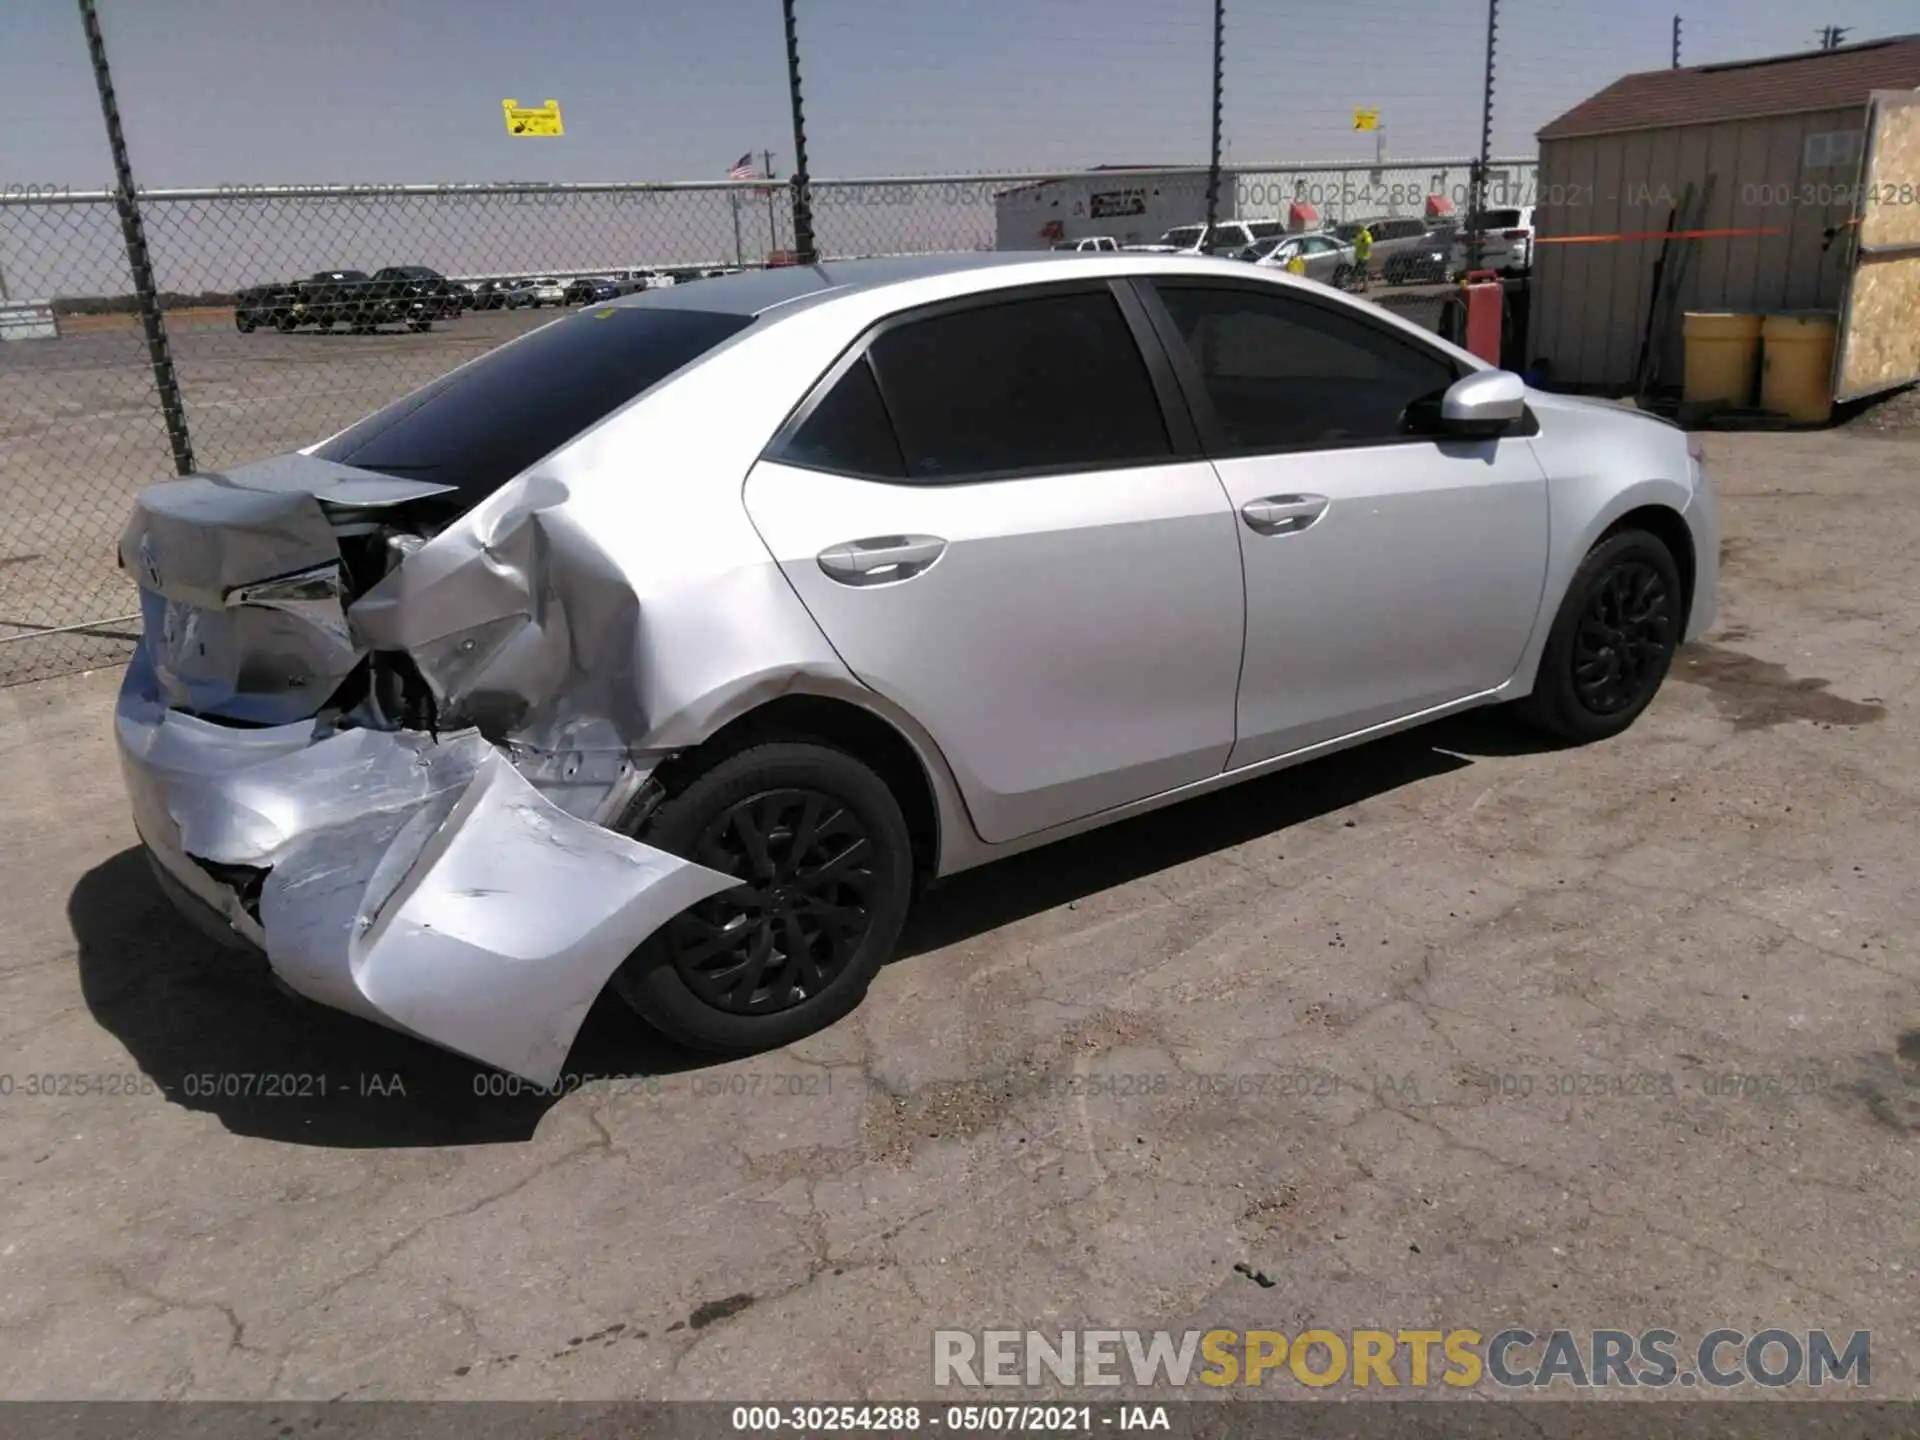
<box><xmin>224</xmin><ymin>562</ymin><xmax>345</xmax><ymax>608</ymax></box>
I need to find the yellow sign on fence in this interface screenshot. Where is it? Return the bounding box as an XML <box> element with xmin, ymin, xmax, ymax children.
<box><xmin>1352</xmin><ymin>107</ymin><xmax>1380</xmax><ymax>132</ymax></box>
<box><xmin>502</xmin><ymin>99</ymin><xmax>564</xmax><ymax>136</ymax></box>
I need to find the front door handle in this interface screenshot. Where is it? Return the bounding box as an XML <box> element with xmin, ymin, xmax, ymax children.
<box><xmin>1240</xmin><ymin>494</ymin><xmax>1328</xmax><ymax>536</ymax></box>
<box><xmin>817</xmin><ymin>534</ymin><xmax>947</xmax><ymax>586</ymax></box>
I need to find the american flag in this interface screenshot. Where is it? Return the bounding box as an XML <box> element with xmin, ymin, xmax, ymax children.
<box><xmin>728</xmin><ymin>152</ymin><xmax>757</xmax><ymax>180</ymax></box>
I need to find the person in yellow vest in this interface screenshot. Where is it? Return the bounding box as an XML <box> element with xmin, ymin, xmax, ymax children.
<box><xmin>1284</xmin><ymin>251</ymin><xmax>1308</xmax><ymax>277</ymax></box>
<box><xmin>1351</xmin><ymin>225</ymin><xmax>1374</xmax><ymax>291</ymax></box>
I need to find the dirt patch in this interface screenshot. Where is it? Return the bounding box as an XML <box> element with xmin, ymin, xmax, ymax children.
<box><xmin>860</xmin><ymin>1008</ymin><xmax>1160</xmax><ymax>1164</ymax></box>
<box><xmin>60</xmin><ymin>308</ymin><xmax>234</xmax><ymax>333</ymax></box>
<box><xmin>1673</xmin><ymin>642</ymin><xmax>1886</xmax><ymax>731</ymax></box>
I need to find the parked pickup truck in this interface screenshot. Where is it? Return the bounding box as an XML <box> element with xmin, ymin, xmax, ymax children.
<box><xmin>234</xmin><ymin>266</ymin><xmax>463</xmax><ymax>333</ymax></box>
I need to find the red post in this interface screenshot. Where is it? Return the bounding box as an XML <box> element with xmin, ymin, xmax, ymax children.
<box><xmin>1463</xmin><ymin>269</ymin><xmax>1503</xmax><ymax>365</ymax></box>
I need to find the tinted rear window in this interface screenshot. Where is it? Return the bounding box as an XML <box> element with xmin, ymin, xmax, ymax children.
<box><xmin>781</xmin><ymin>354</ymin><xmax>906</xmax><ymax>479</ymax></box>
<box><xmin>315</xmin><ymin>306</ymin><xmax>752</xmax><ymax>495</ymax></box>
<box><xmin>867</xmin><ymin>290</ymin><xmax>1170</xmax><ymax>480</ymax></box>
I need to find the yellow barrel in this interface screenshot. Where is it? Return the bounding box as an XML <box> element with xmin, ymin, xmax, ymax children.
<box><xmin>1682</xmin><ymin>312</ymin><xmax>1762</xmax><ymax>408</ymax></box>
<box><xmin>1760</xmin><ymin>311</ymin><xmax>1839</xmax><ymax>424</ymax></box>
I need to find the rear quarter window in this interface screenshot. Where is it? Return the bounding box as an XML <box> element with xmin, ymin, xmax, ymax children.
<box><xmin>315</xmin><ymin>306</ymin><xmax>753</xmax><ymax>497</ymax></box>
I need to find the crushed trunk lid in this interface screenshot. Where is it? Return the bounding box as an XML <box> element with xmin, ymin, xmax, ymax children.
<box><xmin>122</xmin><ymin>453</ymin><xmax>457</xmax><ymax>726</ymax></box>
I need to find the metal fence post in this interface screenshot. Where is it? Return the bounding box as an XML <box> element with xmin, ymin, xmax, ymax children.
<box><xmin>781</xmin><ymin>0</ymin><xmax>817</xmax><ymax>265</ymax></box>
<box><xmin>1203</xmin><ymin>0</ymin><xmax>1225</xmax><ymax>238</ymax></box>
<box><xmin>77</xmin><ymin>0</ymin><xmax>194</xmax><ymax>477</ymax></box>
<box><xmin>1466</xmin><ymin>0</ymin><xmax>1499</xmax><ymax>276</ymax></box>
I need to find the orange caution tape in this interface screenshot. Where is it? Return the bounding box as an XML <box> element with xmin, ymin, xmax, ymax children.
<box><xmin>1533</xmin><ymin>226</ymin><xmax>1786</xmax><ymax>245</ymax></box>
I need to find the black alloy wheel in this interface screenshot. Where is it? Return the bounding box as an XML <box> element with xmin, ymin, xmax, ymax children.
<box><xmin>1570</xmin><ymin>558</ymin><xmax>1675</xmax><ymax>717</ymax></box>
<box><xmin>664</xmin><ymin>788</ymin><xmax>878</xmax><ymax>1015</ymax></box>
<box><xmin>611</xmin><ymin>740</ymin><xmax>913</xmax><ymax>1053</ymax></box>
<box><xmin>1516</xmin><ymin>528</ymin><xmax>1684</xmax><ymax>744</ymax></box>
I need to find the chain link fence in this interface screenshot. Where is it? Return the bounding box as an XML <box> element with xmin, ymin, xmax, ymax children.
<box><xmin>0</xmin><ymin>156</ymin><xmax>1533</xmax><ymax>685</ymax></box>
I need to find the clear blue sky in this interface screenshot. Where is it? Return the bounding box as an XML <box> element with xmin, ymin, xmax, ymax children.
<box><xmin>5</xmin><ymin>0</ymin><xmax>1915</xmax><ymax>186</ymax></box>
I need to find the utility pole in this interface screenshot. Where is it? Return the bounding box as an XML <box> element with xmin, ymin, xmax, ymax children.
<box><xmin>1203</xmin><ymin>0</ymin><xmax>1225</xmax><ymax>242</ymax></box>
<box><xmin>730</xmin><ymin>189</ymin><xmax>743</xmax><ymax>268</ymax></box>
<box><xmin>1671</xmin><ymin>14</ymin><xmax>1682</xmax><ymax>67</ymax></box>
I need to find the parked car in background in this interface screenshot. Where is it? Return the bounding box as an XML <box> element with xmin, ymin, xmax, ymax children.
<box><xmin>119</xmin><ymin>252</ymin><xmax>1717</xmax><ymax>1082</ymax></box>
<box><xmin>1242</xmin><ymin>231</ymin><xmax>1354</xmax><ymax>284</ymax></box>
<box><xmin>565</xmin><ymin>276</ymin><xmax>624</xmax><ymax>306</ymax></box>
<box><xmin>234</xmin><ymin>266</ymin><xmax>458</xmax><ymax>333</ymax></box>
<box><xmin>1333</xmin><ymin>217</ymin><xmax>1458</xmax><ymax>286</ymax></box>
<box><xmin>1051</xmin><ymin>236</ymin><xmax>1120</xmax><ymax>253</ymax></box>
<box><xmin>506</xmin><ymin>277</ymin><xmax>567</xmax><ymax>309</ymax></box>
<box><xmin>365</xmin><ymin>266</ymin><xmax>464</xmax><ymax>326</ymax></box>
<box><xmin>1452</xmin><ymin>206</ymin><xmax>1536</xmax><ymax>276</ymax></box>
<box><xmin>288</xmin><ymin>270</ymin><xmax>375</xmax><ymax>331</ymax></box>
<box><xmin>233</xmin><ymin>276</ymin><xmax>307</xmax><ymax>332</ymax></box>
<box><xmin>466</xmin><ymin>279</ymin><xmax>514</xmax><ymax>311</ymax></box>
<box><xmin>1129</xmin><ymin>220</ymin><xmax>1285</xmax><ymax>255</ymax></box>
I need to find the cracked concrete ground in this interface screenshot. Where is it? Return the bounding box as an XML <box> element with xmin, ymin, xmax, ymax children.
<box><xmin>0</xmin><ymin>427</ymin><xmax>1915</xmax><ymax>1401</ymax></box>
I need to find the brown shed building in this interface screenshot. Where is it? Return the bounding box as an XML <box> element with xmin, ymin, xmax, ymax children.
<box><xmin>1529</xmin><ymin>35</ymin><xmax>1920</xmax><ymax>401</ymax></box>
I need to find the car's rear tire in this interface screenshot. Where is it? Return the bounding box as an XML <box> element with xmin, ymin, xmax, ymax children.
<box><xmin>1516</xmin><ymin>528</ymin><xmax>1683</xmax><ymax>745</ymax></box>
<box><xmin>610</xmin><ymin>741</ymin><xmax>913</xmax><ymax>1054</ymax></box>
<box><xmin>235</xmin><ymin>314</ymin><xmax>256</xmax><ymax>333</ymax></box>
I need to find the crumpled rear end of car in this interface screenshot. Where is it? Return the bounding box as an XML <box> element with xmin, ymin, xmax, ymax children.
<box><xmin>115</xmin><ymin>451</ymin><xmax>738</xmax><ymax>1084</ymax></box>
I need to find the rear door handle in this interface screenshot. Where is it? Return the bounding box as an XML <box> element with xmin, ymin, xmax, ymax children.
<box><xmin>817</xmin><ymin>534</ymin><xmax>947</xmax><ymax>586</ymax></box>
<box><xmin>1240</xmin><ymin>494</ymin><xmax>1328</xmax><ymax>535</ymax></box>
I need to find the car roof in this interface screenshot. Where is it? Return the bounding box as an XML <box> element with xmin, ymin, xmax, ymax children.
<box><xmin>615</xmin><ymin>249</ymin><xmax>1420</xmax><ymax>321</ymax></box>
<box><xmin>599</xmin><ymin>251</ymin><xmax>1481</xmax><ymax>344</ymax></box>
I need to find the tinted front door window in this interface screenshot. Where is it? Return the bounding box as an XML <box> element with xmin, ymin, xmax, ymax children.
<box><xmin>1151</xmin><ymin>283</ymin><xmax>1456</xmax><ymax>451</ymax></box>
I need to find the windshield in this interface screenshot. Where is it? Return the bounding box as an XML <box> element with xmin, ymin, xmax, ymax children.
<box><xmin>315</xmin><ymin>306</ymin><xmax>754</xmax><ymax>498</ymax></box>
<box><xmin>1163</xmin><ymin>226</ymin><xmax>1203</xmax><ymax>248</ymax></box>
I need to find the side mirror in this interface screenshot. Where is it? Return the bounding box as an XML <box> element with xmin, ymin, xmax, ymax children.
<box><xmin>1438</xmin><ymin>369</ymin><xmax>1527</xmax><ymax>436</ymax></box>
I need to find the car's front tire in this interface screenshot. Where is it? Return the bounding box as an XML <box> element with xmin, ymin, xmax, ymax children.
<box><xmin>611</xmin><ymin>741</ymin><xmax>913</xmax><ymax>1054</ymax></box>
<box><xmin>1516</xmin><ymin>528</ymin><xmax>1683</xmax><ymax>744</ymax></box>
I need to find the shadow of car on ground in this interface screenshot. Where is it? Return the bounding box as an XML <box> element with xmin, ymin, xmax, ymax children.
<box><xmin>70</xmin><ymin>709</ymin><xmax>1550</xmax><ymax>1149</ymax></box>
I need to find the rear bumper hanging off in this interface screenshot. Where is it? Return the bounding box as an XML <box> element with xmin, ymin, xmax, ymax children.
<box><xmin>116</xmin><ymin>651</ymin><xmax>736</xmax><ymax>1084</ymax></box>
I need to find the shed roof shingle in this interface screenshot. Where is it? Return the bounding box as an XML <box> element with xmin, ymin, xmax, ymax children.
<box><xmin>1538</xmin><ymin>34</ymin><xmax>1920</xmax><ymax>141</ymax></box>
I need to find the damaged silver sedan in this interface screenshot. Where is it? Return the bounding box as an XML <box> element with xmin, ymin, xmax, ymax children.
<box><xmin>118</xmin><ymin>253</ymin><xmax>1718</xmax><ymax>1084</ymax></box>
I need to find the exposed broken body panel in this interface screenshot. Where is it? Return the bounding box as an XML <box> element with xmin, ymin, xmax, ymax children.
<box><xmin>119</xmin><ymin>657</ymin><xmax>736</xmax><ymax>1082</ymax></box>
<box><xmin>114</xmin><ymin>449</ymin><xmax>778</xmax><ymax>1083</ymax></box>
